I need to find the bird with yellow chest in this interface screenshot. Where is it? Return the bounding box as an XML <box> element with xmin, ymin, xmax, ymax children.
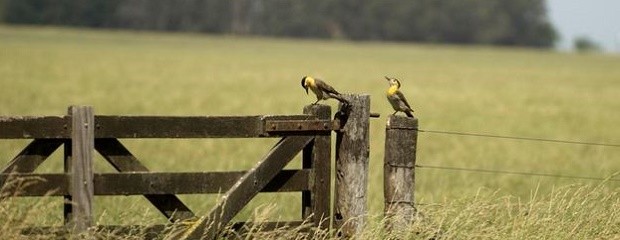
<box><xmin>301</xmin><ymin>76</ymin><xmax>350</xmax><ymax>105</ymax></box>
<box><xmin>384</xmin><ymin>76</ymin><xmax>414</xmax><ymax>117</ymax></box>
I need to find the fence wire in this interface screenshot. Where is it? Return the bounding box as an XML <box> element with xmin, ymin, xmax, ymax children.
<box><xmin>416</xmin><ymin>128</ymin><xmax>620</xmax><ymax>148</ymax></box>
<box><xmin>412</xmin><ymin>128</ymin><xmax>619</xmax><ymax>181</ymax></box>
<box><xmin>416</xmin><ymin>164</ymin><xmax>620</xmax><ymax>182</ymax></box>
<box><xmin>403</xmin><ymin>127</ymin><xmax>619</xmax><ymax>208</ymax></box>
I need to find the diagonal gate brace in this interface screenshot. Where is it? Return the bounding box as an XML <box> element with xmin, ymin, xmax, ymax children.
<box><xmin>180</xmin><ymin>135</ymin><xmax>314</xmax><ymax>239</ymax></box>
<box><xmin>2</xmin><ymin>139</ymin><xmax>64</xmax><ymax>173</ymax></box>
<box><xmin>95</xmin><ymin>138</ymin><xmax>195</xmax><ymax>222</ymax></box>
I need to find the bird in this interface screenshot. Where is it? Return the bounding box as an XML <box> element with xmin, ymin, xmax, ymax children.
<box><xmin>301</xmin><ymin>76</ymin><xmax>349</xmax><ymax>105</ymax></box>
<box><xmin>385</xmin><ymin>76</ymin><xmax>414</xmax><ymax>117</ymax></box>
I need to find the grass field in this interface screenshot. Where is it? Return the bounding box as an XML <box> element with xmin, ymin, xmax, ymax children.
<box><xmin>1</xmin><ymin>25</ymin><xmax>619</xmax><ymax>239</ymax></box>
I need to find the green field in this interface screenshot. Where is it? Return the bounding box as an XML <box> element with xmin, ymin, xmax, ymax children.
<box><xmin>1</xmin><ymin>26</ymin><xmax>619</xmax><ymax>239</ymax></box>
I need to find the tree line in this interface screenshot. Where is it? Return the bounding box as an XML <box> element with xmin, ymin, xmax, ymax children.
<box><xmin>1</xmin><ymin>0</ymin><xmax>557</xmax><ymax>47</ymax></box>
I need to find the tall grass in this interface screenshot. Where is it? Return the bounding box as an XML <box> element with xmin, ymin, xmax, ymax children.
<box><xmin>1</xmin><ymin>25</ymin><xmax>619</xmax><ymax>238</ymax></box>
<box><xmin>3</xmin><ymin>179</ymin><xmax>616</xmax><ymax>239</ymax></box>
<box><xmin>354</xmin><ymin>183</ymin><xmax>619</xmax><ymax>240</ymax></box>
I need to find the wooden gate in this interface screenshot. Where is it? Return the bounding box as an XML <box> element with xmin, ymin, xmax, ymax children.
<box><xmin>0</xmin><ymin>104</ymin><xmax>334</xmax><ymax>238</ymax></box>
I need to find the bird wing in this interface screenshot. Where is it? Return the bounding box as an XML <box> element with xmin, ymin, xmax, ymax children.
<box><xmin>315</xmin><ymin>79</ymin><xmax>341</xmax><ymax>95</ymax></box>
<box><xmin>395</xmin><ymin>90</ymin><xmax>412</xmax><ymax>109</ymax></box>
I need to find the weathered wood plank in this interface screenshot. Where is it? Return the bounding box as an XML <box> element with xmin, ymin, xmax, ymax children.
<box><xmin>0</xmin><ymin>116</ymin><xmax>69</xmax><ymax>139</ymax></box>
<box><xmin>334</xmin><ymin>94</ymin><xmax>370</xmax><ymax>238</ymax></box>
<box><xmin>0</xmin><ymin>114</ymin><xmax>335</xmax><ymax>139</ymax></box>
<box><xmin>0</xmin><ymin>170</ymin><xmax>309</xmax><ymax>196</ymax></box>
<box><xmin>95</xmin><ymin>138</ymin><xmax>195</xmax><ymax>221</ymax></box>
<box><xmin>384</xmin><ymin>115</ymin><xmax>418</xmax><ymax>233</ymax></box>
<box><xmin>264</xmin><ymin>120</ymin><xmax>337</xmax><ymax>132</ymax></box>
<box><xmin>65</xmin><ymin>106</ymin><xmax>95</xmax><ymax>232</ymax></box>
<box><xmin>1</xmin><ymin>139</ymin><xmax>63</xmax><ymax>173</ymax></box>
<box><xmin>302</xmin><ymin>105</ymin><xmax>332</xmax><ymax>230</ymax></box>
<box><xmin>181</xmin><ymin>136</ymin><xmax>313</xmax><ymax>240</ymax></box>
<box><xmin>93</xmin><ymin>170</ymin><xmax>309</xmax><ymax>195</ymax></box>
<box><xmin>94</xmin><ymin>116</ymin><xmax>265</xmax><ymax>138</ymax></box>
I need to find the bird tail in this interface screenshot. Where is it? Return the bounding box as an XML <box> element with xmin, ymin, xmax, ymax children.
<box><xmin>330</xmin><ymin>93</ymin><xmax>350</xmax><ymax>105</ymax></box>
<box><xmin>405</xmin><ymin>110</ymin><xmax>414</xmax><ymax>118</ymax></box>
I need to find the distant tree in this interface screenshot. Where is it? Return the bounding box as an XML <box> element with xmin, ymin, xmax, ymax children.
<box><xmin>113</xmin><ymin>0</ymin><xmax>231</xmax><ymax>32</ymax></box>
<box><xmin>494</xmin><ymin>0</ymin><xmax>557</xmax><ymax>47</ymax></box>
<box><xmin>0</xmin><ymin>0</ymin><xmax>558</xmax><ymax>48</ymax></box>
<box><xmin>574</xmin><ymin>36</ymin><xmax>601</xmax><ymax>53</ymax></box>
<box><xmin>0</xmin><ymin>0</ymin><xmax>4</xmax><ymax>21</ymax></box>
<box><xmin>253</xmin><ymin>1</ymin><xmax>330</xmax><ymax>38</ymax></box>
<box><xmin>2</xmin><ymin>0</ymin><xmax>120</xmax><ymax>27</ymax></box>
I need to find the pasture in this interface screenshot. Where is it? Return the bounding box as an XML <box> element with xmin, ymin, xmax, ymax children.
<box><xmin>1</xmin><ymin>25</ymin><xmax>619</xmax><ymax>238</ymax></box>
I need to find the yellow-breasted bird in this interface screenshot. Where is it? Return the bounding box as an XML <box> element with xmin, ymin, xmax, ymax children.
<box><xmin>385</xmin><ymin>76</ymin><xmax>414</xmax><ymax>117</ymax></box>
<box><xmin>301</xmin><ymin>76</ymin><xmax>349</xmax><ymax>105</ymax></box>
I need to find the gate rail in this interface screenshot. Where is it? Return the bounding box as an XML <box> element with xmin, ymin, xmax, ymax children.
<box><xmin>0</xmin><ymin>104</ymin><xmax>335</xmax><ymax>238</ymax></box>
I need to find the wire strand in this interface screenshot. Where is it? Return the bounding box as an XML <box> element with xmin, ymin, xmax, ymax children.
<box><xmin>416</xmin><ymin>164</ymin><xmax>620</xmax><ymax>182</ymax></box>
<box><xmin>416</xmin><ymin>129</ymin><xmax>620</xmax><ymax>148</ymax></box>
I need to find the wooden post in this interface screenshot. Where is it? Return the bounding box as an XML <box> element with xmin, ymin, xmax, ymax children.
<box><xmin>64</xmin><ymin>106</ymin><xmax>94</xmax><ymax>232</ymax></box>
<box><xmin>384</xmin><ymin>115</ymin><xmax>418</xmax><ymax>233</ymax></box>
<box><xmin>302</xmin><ymin>104</ymin><xmax>331</xmax><ymax>230</ymax></box>
<box><xmin>334</xmin><ymin>94</ymin><xmax>370</xmax><ymax>237</ymax></box>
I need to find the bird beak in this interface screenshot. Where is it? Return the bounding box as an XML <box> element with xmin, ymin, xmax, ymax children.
<box><xmin>305</xmin><ymin>87</ymin><xmax>308</xmax><ymax>94</ymax></box>
<box><xmin>384</xmin><ymin>76</ymin><xmax>390</xmax><ymax>81</ymax></box>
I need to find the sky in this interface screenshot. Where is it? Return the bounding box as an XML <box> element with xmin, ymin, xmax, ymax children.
<box><xmin>546</xmin><ymin>0</ymin><xmax>620</xmax><ymax>52</ymax></box>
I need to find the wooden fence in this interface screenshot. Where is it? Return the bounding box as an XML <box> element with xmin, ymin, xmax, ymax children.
<box><xmin>0</xmin><ymin>94</ymin><xmax>417</xmax><ymax>239</ymax></box>
<box><xmin>0</xmin><ymin>104</ymin><xmax>337</xmax><ymax>238</ymax></box>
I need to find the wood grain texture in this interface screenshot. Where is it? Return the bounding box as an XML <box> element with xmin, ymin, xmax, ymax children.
<box><xmin>302</xmin><ymin>104</ymin><xmax>332</xmax><ymax>230</ymax></box>
<box><xmin>334</xmin><ymin>94</ymin><xmax>370</xmax><ymax>238</ymax></box>
<box><xmin>0</xmin><ymin>116</ymin><xmax>69</xmax><ymax>139</ymax></box>
<box><xmin>384</xmin><ymin>115</ymin><xmax>418</xmax><ymax>232</ymax></box>
<box><xmin>66</xmin><ymin>106</ymin><xmax>95</xmax><ymax>232</ymax></box>
<box><xmin>94</xmin><ymin>116</ymin><xmax>264</xmax><ymax>138</ymax></box>
<box><xmin>0</xmin><ymin>170</ymin><xmax>309</xmax><ymax>197</ymax></box>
